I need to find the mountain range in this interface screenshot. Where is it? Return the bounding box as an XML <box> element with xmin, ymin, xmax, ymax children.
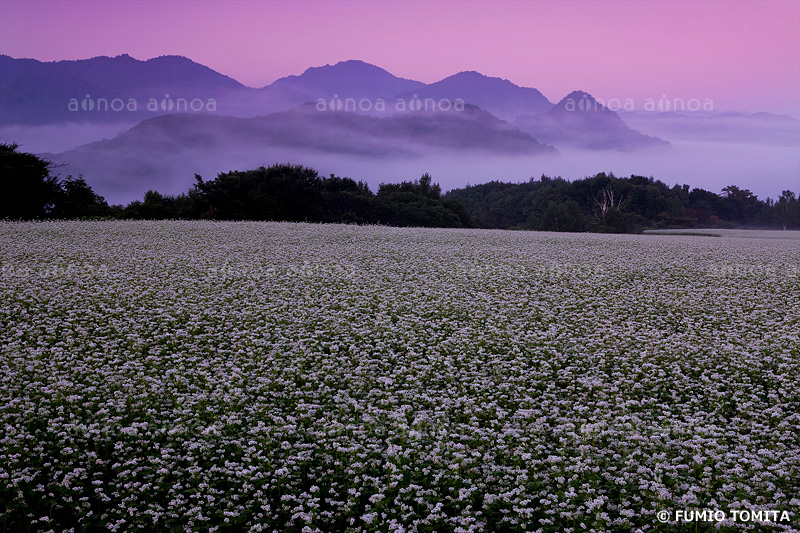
<box><xmin>2</xmin><ymin>54</ymin><xmax>796</xmax><ymax>151</ymax></box>
<box><xmin>0</xmin><ymin>54</ymin><xmax>306</xmax><ymax>124</ymax></box>
<box><xmin>1</xmin><ymin>53</ymin><xmax>797</xmax><ymax>204</ymax></box>
<box><xmin>0</xmin><ymin>53</ymin><xmax>681</xmax><ymax>156</ymax></box>
<box><xmin>1</xmin><ymin>55</ymin><xmax>559</xmax><ymax>122</ymax></box>
<box><xmin>0</xmin><ymin>54</ymin><xmax>654</xmax><ymax>143</ymax></box>
<box><xmin>43</xmin><ymin>103</ymin><xmax>555</xmax><ymax>202</ymax></box>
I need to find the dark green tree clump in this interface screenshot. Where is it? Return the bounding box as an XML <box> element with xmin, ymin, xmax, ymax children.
<box><xmin>376</xmin><ymin>173</ymin><xmax>474</xmax><ymax>228</ymax></box>
<box><xmin>0</xmin><ymin>142</ymin><xmax>109</xmax><ymax>219</ymax></box>
<box><xmin>1</xmin><ymin>142</ymin><xmax>62</xmax><ymax>219</ymax></box>
<box><xmin>444</xmin><ymin>173</ymin><xmax>800</xmax><ymax>232</ymax></box>
<box><xmin>122</xmin><ymin>165</ymin><xmax>474</xmax><ymax>228</ymax></box>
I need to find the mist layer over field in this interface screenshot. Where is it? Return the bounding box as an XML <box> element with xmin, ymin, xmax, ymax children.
<box><xmin>29</xmin><ymin>131</ymin><xmax>797</xmax><ymax>204</ymax></box>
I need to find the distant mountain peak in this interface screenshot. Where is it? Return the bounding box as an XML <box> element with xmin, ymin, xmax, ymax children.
<box><xmin>563</xmin><ymin>90</ymin><xmax>592</xmax><ymax>100</ymax></box>
<box><xmin>515</xmin><ymin>89</ymin><xmax>670</xmax><ymax>150</ymax></box>
<box><xmin>451</xmin><ymin>70</ymin><xmax>488</xmax><ymax>78</ymax></box>
<box><xmin>553</xmin><ymin>90</ymin><xmax>610</xmax><ymax>113</ymax></box>
<box><xmin>332</xmin><ymin>59</ymin><xmax>380</xmax><ymax>68</ymax></box>
<box><xmin>269</xmin><ymin>59</ymin><xmax>425</xmax><ymax>100</ymax></box>
<box><xmin>438</xmin><ymin>70</ymin><xmax>527</xmax><ymax>87</ymax></box>
<box><xmin>299</xmin><ymin>59</ymin><xmax>386</xmax><ymax>74</ymax></box>
<box><xmin>395</xmin><ymin>71</ymin><xmax>552</xmax><ymax>121</ymax></box>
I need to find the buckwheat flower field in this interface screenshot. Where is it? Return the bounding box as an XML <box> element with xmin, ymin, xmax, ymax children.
<box><xmin>1</xmin><ymin>221</ymin><xmax>798</xmax><ymax>532</ymax></box>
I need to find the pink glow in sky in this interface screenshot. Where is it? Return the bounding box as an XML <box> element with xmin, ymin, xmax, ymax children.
<box><xmin>1</xmin><ymin>0</ymin><xmax>799</xmax><ymax>117</ymax></box>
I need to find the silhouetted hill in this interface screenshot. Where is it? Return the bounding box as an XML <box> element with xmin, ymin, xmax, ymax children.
<box><xmin>0</xmin><ymin>54</ymin><xmax>244</xmax><ymax>94</ymax></box>
<box><xmin>80</xmin><ymin>103</ymin><xmax>552</xmax><ymax>155</ymax></box>
<box><xmin>514</xmin><ymin>91</ymin><xmax>670</xmax><ymax>150</ymax></box>
<box><xmin>48</xmin><ymin>104</ymin><xmax>554</xmax><ymax>202</ymax></box>
<box><xmin>0</xmin><ymin>54</ymin><xmax>309</xmax><ymax>124</ymax></box>
<box><xmin>269</xmin><ymin>59</ymin><xmax>425</xmax><ymax>100</ymax></box>
<box><xmin>395</xmin><ymin>71</ymin><xmax>553</xmax><ymax>121</ymax></box>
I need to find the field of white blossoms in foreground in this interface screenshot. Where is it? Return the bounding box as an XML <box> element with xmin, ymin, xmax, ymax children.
<box><xmin>1</xmin><ymin>221</ymin><xmax>799</xmax><ymax>533</ymax></box>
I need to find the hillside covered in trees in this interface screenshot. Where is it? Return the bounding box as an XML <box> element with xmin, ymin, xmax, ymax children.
<box><xmin>443</xmin><ymin>174</ymin><xmax>800</xmax><ymax>232</ymax></box>
<box><xmin>124</xmin><ymin>166</ymin><xmax>474</xmax><ymax>228</ymax></box>
<box><xmin>1</xmin><ymin>142</ymin><xmax>798</xmax><ymax>231</ymax></box>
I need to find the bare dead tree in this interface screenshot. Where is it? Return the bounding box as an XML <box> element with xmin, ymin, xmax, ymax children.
<box><xmin>593</xmin><ymin>186</ymin><xmax>627</xmax><ymax>224</ymax></box>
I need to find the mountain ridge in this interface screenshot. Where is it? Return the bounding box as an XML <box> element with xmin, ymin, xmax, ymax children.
<box><xmin>514</xmin><ymin>91</ymin><xmax>671</xmax><ymax>151</ymax></box>
<box><xmin>268</xmin><ymin>59</ymin><xmax>425</xmax><ymax>99</ymax></box>
<box><xmin>47</xmin><ymin>103</ymin><xmax>556</xmax><ymax>203</ymax></box>
<box><xmin>395</xmin><ymin>70</ymin><xmax>553</xmax><ymax>120</ymax></box>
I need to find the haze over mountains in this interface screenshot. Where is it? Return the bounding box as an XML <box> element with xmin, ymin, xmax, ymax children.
<box><xmin>621</xmin><ymin>111</ymin><xmax>800</xmax><ymax>146</ymax></box>
<box><xmin>0</xmin><ymin>53</ymin><xmax>798</xmax><ymax>202</ymax></box>
<box><xmin>514</xmin><ymin>91</ymin><xmax>671</xmax><ymax>151</ymax></box>
<box><xmin>65</xmin><ymin>103</ymin><xmax>553</xmax><ymax>157</ymax></box>
<box><xmin>49</xmin><ymin>104</ymin><xmax>555</xmax><ymax>200</ymax></box>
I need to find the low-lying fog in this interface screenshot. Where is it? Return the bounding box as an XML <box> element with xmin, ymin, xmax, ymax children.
<box><xmin>299</xmin><ymin>141</ymin><xmax>800</xmax><ymax>200</ymax></box>
<box><xmin>0</xmin><ymin>122</ymin><xmax>136</xmax><ymax>154</ymax></box>
<box><xmin>3</xmin><ymin>122</ymin><xmax>798</xmax><ymax>205</ymax></box>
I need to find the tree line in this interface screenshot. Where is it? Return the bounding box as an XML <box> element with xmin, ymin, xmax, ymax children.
<box><xmin>124</xmin><ymin>167</ymin><xmax>474</xmax><ymax>228</ymax></box>
<box><xmin>2</xmin><ymin>142</ymin><xmax>798</xmax><ymax>231</ymax></box>
<box><xmin>443</xmin><ymin>174</ymin><xmax>800</xmax><ymax>232</ymax></box>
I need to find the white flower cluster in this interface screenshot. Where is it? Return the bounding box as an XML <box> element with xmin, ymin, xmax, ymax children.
<box><xmin>1</xmin><ymin>221</ymin><xmax>798</xmax><ymax>532</ymax></box>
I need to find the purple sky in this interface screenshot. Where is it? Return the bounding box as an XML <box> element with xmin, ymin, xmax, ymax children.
<box><xmin>1</xmin><ymin>0</ymin><xmax>799</xmax><ymax>117</ymax></box>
